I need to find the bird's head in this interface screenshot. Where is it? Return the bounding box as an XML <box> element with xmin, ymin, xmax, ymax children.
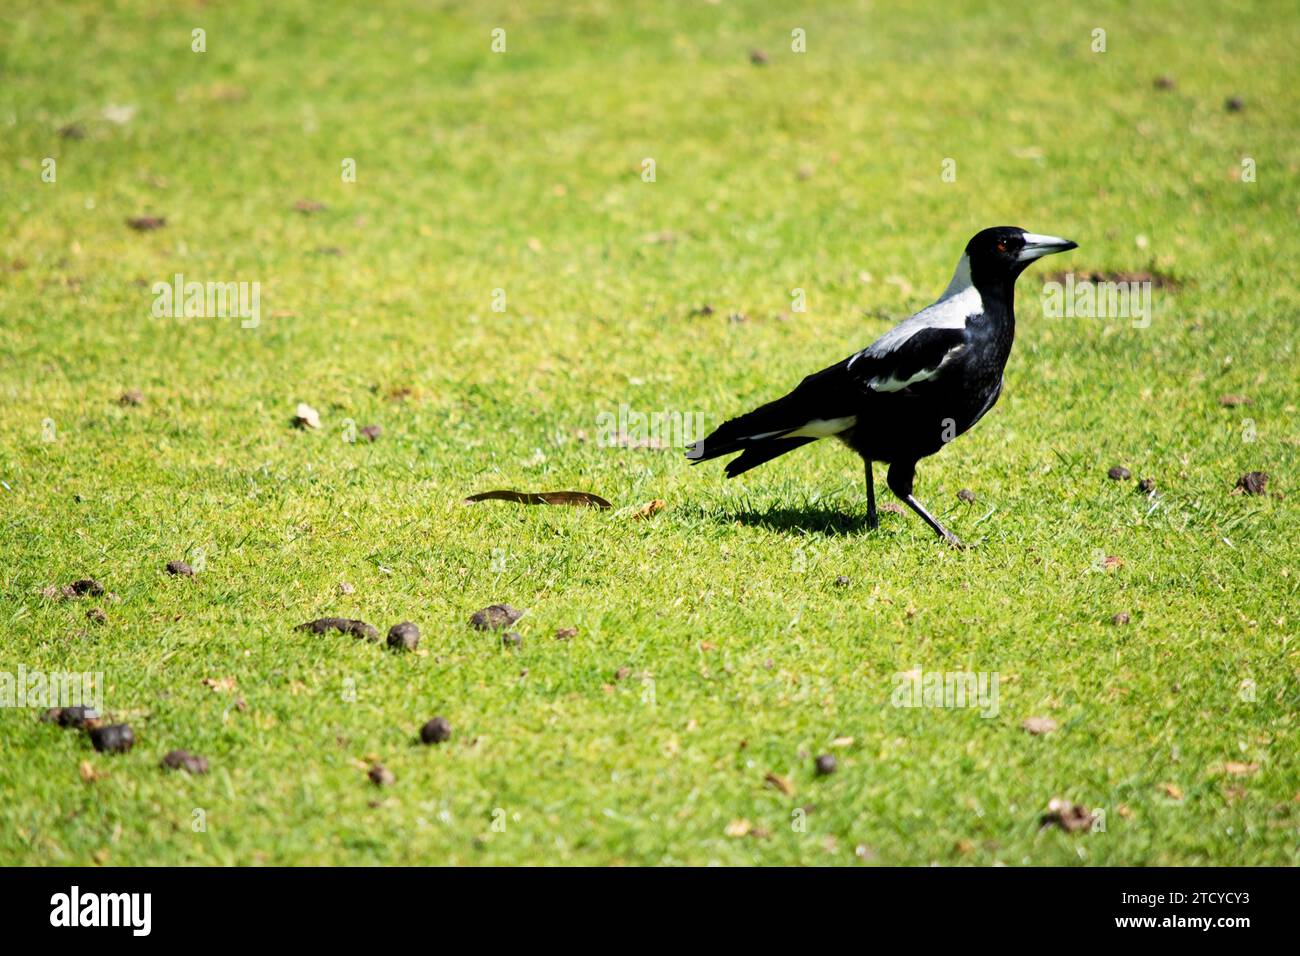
<box><xmin>964</xmin><ymin>226</ymin><xmax>1077</xmax><ymax>285</ymax></box>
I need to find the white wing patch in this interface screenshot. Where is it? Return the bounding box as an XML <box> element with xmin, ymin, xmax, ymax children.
<box><xmin>866</xmin><ymin>343</ymin><xmax>966</xmax><ymax>392</ymax></box>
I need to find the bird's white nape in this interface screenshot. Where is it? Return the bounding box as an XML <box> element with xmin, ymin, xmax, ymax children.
<box><xmin>939</xmin><ymin>254</ymin><xmax>973</xmax><ymax>300</ymax></box>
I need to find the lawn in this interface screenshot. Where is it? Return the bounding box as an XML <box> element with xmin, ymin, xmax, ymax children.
<box><xmin>0</xmin><ymin>0</ymin><xmax>1296</xmax><ymax>865</ymax></box>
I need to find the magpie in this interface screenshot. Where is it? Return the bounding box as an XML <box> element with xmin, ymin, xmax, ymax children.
<box><xmin>688</xmin><ymin>226</ymin><xmax>1078</xmax><ymax>547</ymax></box>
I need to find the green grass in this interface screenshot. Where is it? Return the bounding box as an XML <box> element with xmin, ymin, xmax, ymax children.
<box><xmin>1</xmin><ymin>0</ymin><xmax>1297</xmax><ymax>865</ymax></box>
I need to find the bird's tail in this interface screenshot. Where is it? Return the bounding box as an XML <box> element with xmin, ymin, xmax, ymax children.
<box><xmin>686</xmin><ymin>405</ymin><xmax>814</xmax><ymax>477</ymax></box>
<box><xmin>719</xmin><ymin>436</ymin><xmax>815</xmax><ymax>477</ymax></box>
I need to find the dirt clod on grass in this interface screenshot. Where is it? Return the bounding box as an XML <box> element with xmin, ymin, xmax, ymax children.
<box><xmin>1107</xmin><ymin>465</ymin><xmax>1131</xmax><ymax>481</ymax></box>
<box><xmin>70</xmin><ymin>578</ymin><xmax>104</xmax><ymax>596</ymax></box>
<box><xmin>1234</xmin><ymin>471</ymin><xmax>1269</xmax><ymax>495</ymax></box>
<box><xmin>368</xmin><ymin>763</ymin><xmax>395</xmax><ymax>786</ymax></box>
<box><xmin>1112</xmin><ymin>612</ymin><xmax>1131</xmax><ymax>625</ymax></box>
<box><xmin>297</xmin><ymin>617</ymin><xmax>381</xmax><ymax>641</ymax></box>
<box><xmin>833</xmin><ymin>575</ymin><xmax>850</xmax><ymax>588</ymax></box>
<box><xmin>501</xmin><ymin>631</ymin><xmax>522</xmax><ymax>648</ymax></box>
<box><xmin>1137</xmin><ymin>477</ymin><xmax>1156</xmax><ymax>494</ymax></box>
<box><xmin>469</xmin><ymin>604</ymin><xmax>524</xmax><ymax>631</ymax></box>
<box><xmin>359</xmin><ymin>424</ymin><xmax>382</xmax><ymax>442</ymax></box>
<box><xmin>554</xmin><ymin>626</ymin><xmax>578</xmax><ymax>640</ymax></box>
<box><xmin>42</xmin><ymin>706</ymin><xmax>100</xmax><ymax>729</ymax></box>
<box><xmin>166</xmin><ymin>560</ymin><xmax>194</xmax><ymax>576</ymax></box>
<box><xmin>89</xmin><ymin>723</ymin><xmax>135</xmax><ymax>754</ymax></box>
<box><xmin>1022</xmin><ymin>716</ymin><xmax>1058</xmax><ymax>735</ymax></box>
<box><xmin>1043</xmin><ymin>268</ymin><xmax>1180</xmax><ymax>289</ymax></box>
<box><xmin>386</xmin><ymin>621</ymin><xmax>420</xmax><ymax>650</ymax></box>
<box><xmin>420</xmin><ymin>717</ymin><xmax>452</xmax><ymax>744</ymax></box>
<box><xmin>118</xmin><ymin>389</ymin><xmax>144</xmax><ymax>406</ymax></box>
<box><xmin>126</xmin><ymin>216</ymin><xmax>166</xmax><ymax>231</ymax></box>
<box><xmin>160</xmin><ymin>749</ymin><xmax>209</xmax><ymax>774</ymax></box>
<box><xmin>1040</xmin><ymin>798</ymin><xmax>1095</xmax><ymax>833</ymax></box>
<box><xmin>814</xmin><ymin>754</ymin><xmax>838</xmax><ymax>776</ymax></box>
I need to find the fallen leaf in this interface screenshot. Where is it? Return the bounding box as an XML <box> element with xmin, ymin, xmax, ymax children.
<box><xmin>126</xmin><ymin>216</ymin><xmax>166</xmax><ymax>231</ymax></box>
<box><xmin>1161</xmin><ymin>782</ymin><xmax>1184</xmax><ymax>800</ymax></box>
<box><xmin>293</xmin><ymin>403</ymin><xmax>321</xmax><ymax>429</ymax></box>
<box><xmin>725</xmin><ymin>819</ymin><xmax>753</xmax><ymax>838</ymax></box>
<box><xmin>1223</xmin><ymin>761</ymin><xmax>1259</xmax><ymax>777</ymax></box>
<box><xmin>764</xmin><ymin>771</ymin><xmax>795</xmax><ymax>796</ymax></box>
<box><xmin>464</xmin><ymin>489</ymin><xmax>611</xmax><ymax>508</ymax></box>
<box><xmin>101</xmin><ymin>103</ymin><xmax>137</xmax><ymax>124</ymax></box>
<box><xmin>201</xmin><ymin>676</ymin><xmax>236</xmax><ymax>693</ymax></box>
<box><xmin>1022</xmin><ymin>716</ymin><xmax>1058</xmax><ymax>735</ymax></box>
<box><xmin>630</xmin><ymin>498</ymin><xmax>665</xmax><ymax>520</ymax></box>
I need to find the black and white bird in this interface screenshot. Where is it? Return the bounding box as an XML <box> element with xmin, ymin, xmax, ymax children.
<box><xmin>688</xmin><ymin>226</ymin><xmax>1078</xmax><ymax>547</ymax></box>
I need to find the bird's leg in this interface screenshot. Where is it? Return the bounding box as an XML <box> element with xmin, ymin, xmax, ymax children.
<box><xmin>865</xmin><ymin>460</ymin><xmax>878</xmax><ymax>530</ymax></box>
<box><xmin>886</xmin><ymin>461</ymin><xmax>964</xmax><ymax>548</ymax></box>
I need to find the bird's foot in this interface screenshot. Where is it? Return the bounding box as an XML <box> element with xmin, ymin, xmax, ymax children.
<box><xmin>866</xmin><ymin>509</ymin><xmax>879</xmax><ymax>531</ymax></box>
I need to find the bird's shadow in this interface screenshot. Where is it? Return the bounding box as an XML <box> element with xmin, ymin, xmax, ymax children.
<box><xmin>717</xmin><ymin>505</ymin><xmax>875</xmax><ymax>537</ymax></box>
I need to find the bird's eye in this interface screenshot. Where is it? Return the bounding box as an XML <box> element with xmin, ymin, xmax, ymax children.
<box><xmin>996</xmin><ymin>241</ymin><xmax>1007</xmax><ymax>252</ymax></box>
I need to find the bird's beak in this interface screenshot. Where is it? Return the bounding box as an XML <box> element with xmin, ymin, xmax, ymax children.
<box><xmin>1018</xmin><ymin>233</ymin><xmax>1078</xmax><ymax>261</ymax></box>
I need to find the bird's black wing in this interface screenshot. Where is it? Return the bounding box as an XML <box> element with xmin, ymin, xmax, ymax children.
<box><xmin>689</xmin><ymin>322</ymin><xmax>970</xmax><ymax>473</ymax></box>
<box><xmin>845</xmin><ymin>324</ymin><xmax>970</xmax><ymax>396</ymax></box>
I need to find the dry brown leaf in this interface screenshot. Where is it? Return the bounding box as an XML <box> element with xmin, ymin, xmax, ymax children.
<box><xmin>293</xmin><ymin>403</ymin><xmax>321</xmax><ymax>429</ymax></box>
<box><xmin>764</xmin><ymin>771</ymin><xmax>795</xmax><ymax>796</ymax></box>
<box><xmin>1224</xmin><ymin>761</ymin><xmax>1259</xmax><ymax>777</ymax></box>
<box><xmin>1022</xmin><ymin>716</ymin><xmax>1058</xmax><ymax>735</ymax></box>
<box><xmin>725</xmin><ymin>819</ymin><xmax>753</xmax><ymax>838</ymax></box>
<box><xmin>464</xmin><ymin>489</ymin><xmax>611</xmax><ymax>509</ymax></box>
<box><xmin>202</xmin><ymin>676</ymin><xmax>237</xmax><ymax>693</ymax></box>
<box><xmin>630</xmin><ymin>498</ymin><xmax>665</xmax><ymax>520</ymax></box>
<box><xmin>1161</xmin><ymin>782</ymin><xmax>1184</xmax><ymax>800</ymax></box>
